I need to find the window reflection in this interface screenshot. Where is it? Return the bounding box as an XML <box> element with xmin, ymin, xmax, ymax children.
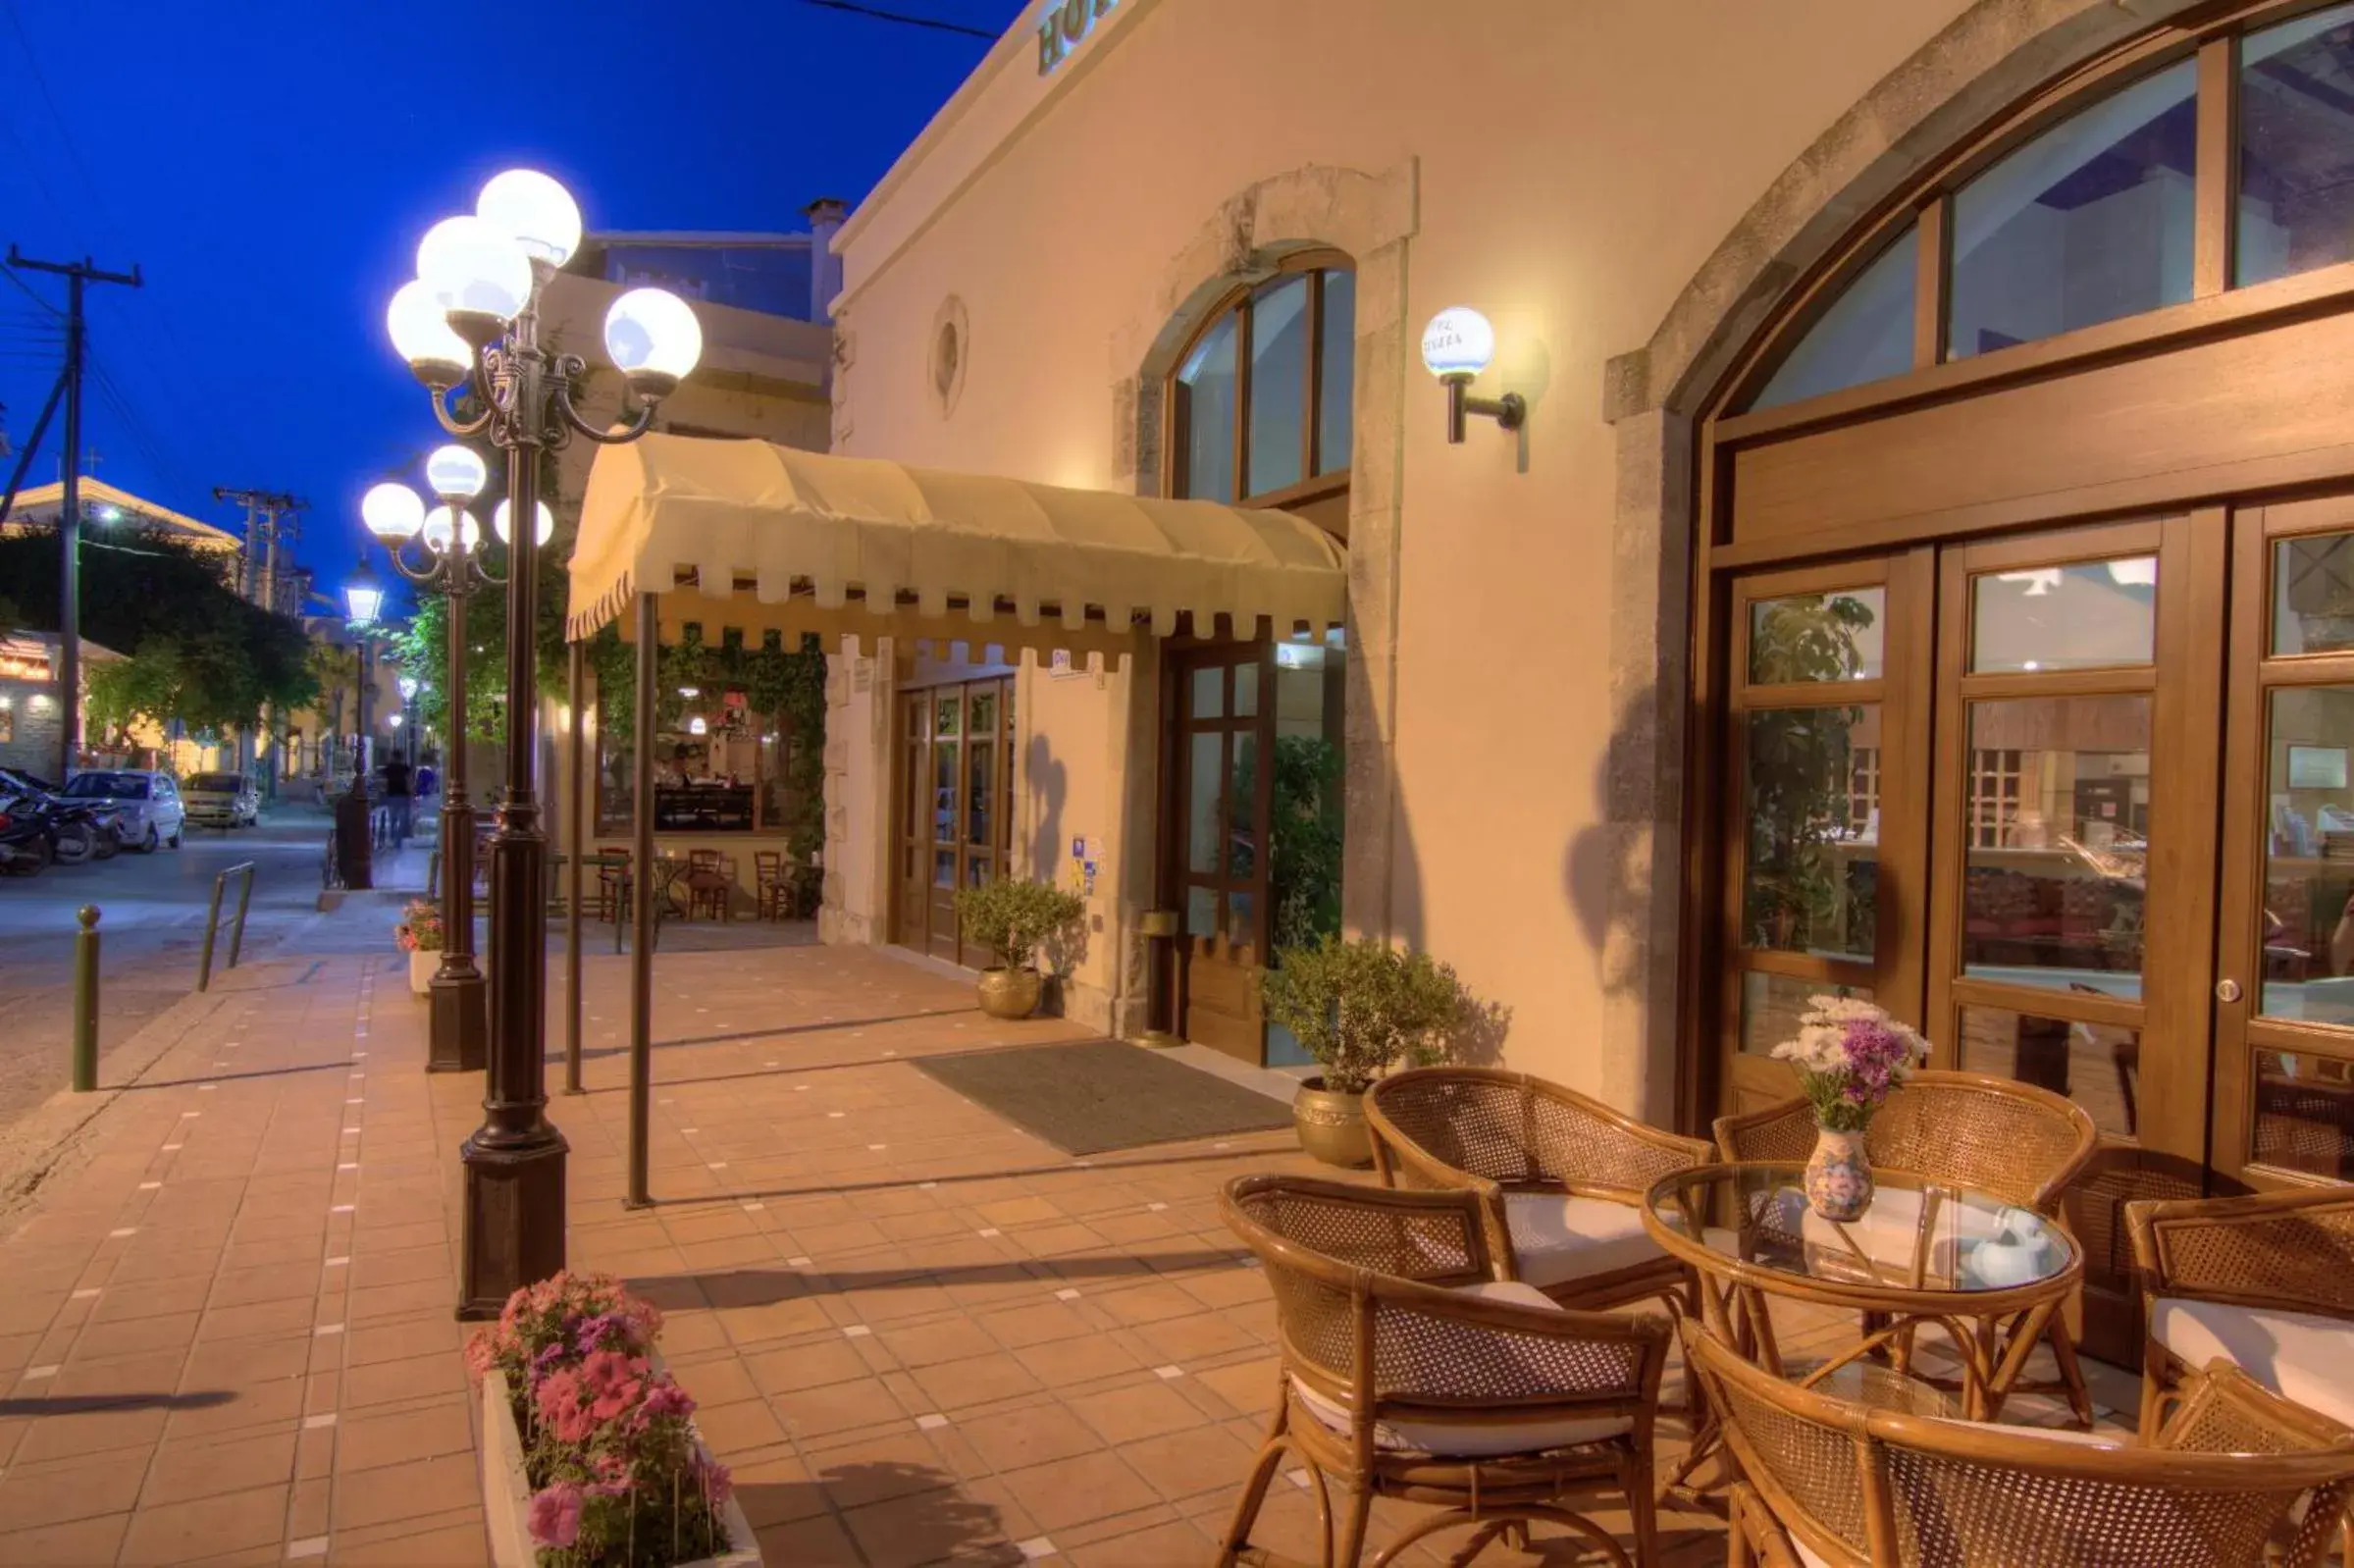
<box><xmin>1317</xmin><ymin>271</ymin><xmax>1355</xmax><ymax>474</ymax></box>
<box><xmin>2251</xmin><ymin>1049</ymin><xmax>2354</xmax><ymax>1177</ymax></box>
<box><xmin>1743</xmin><ymin>705</ymin><xmax>1878</xmax><ymax>960</ymax></box>
<box><xmin>1971</xmin><ymin>558</ymin><xmax>2157</xmax><ymax>672</ymax></box>
<box><xmin>2274</xmin><ymin>534</ymin><xmax>2354</xmax><ymax>655</ymax></box>
<box><xmin>1749</xmin><ymin>588</ymin><xmax>1885</xmax><ymax>683</ymax></box>
<box><xmin>2239</xmin><ymin>3</ymin><xmax>2354</xmax><ymax>287</ymax></box>
<box><xmin>1748</xmin><ymin>227</ymin><xmax>1918</xmax><ymax>411</ymax></box>
<box><xmin>1961</xmin><ymin>696</ymin><xmax>2151</xmax><ymax>997</ymax></box>
<box><xmin>1177</xmin><ymin>314</ymin><xmax>1237</xmax><ymax>501</ymax></box>
<box><xmin>2258</xmin><ymin>687</ymin><xmax>2354</xmax><ymax>1025</ymax></box>
<box><xmin>1739</xmin><ymin>972</ymin><xmax>1872</xmax><ymax>1056</ymax></box>
<box><xmin>1247</xmin><ymin>276</ymin><xmax>1309</xmax><ymax>497</ymax></box>
<box><xmin>1949</xmin><ymin>59</ymin><xmax>2198</xmax><ymax>358</ymax></box>
<box><xmin>1960</xmin><ymin>1003</ymin><xmax>2141</xmax><ymax>1137</ymax></box>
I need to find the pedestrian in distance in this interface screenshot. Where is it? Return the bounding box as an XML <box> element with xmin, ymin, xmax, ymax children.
<box><xmin>383</xmin><ymin>752</ymin><xmax>414</xmax><ymax>848</ymax></box>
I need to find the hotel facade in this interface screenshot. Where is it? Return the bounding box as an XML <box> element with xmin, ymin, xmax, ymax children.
<box><xmin>603</xmin><ymin>0</ymin><xmax>2354</xmax><ymax>1357</ymax></box>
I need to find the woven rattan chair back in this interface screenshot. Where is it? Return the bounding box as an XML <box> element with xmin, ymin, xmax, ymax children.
<box><xmin>2133</xmin><ymin>1185</ymin><xmax>2354</xmax><ymax>1323</ymax></box>
<box><xmin>1686</xmin><ymin>1322</ymin><xmax>2354</xmax><ymax>1568</ymax></box>
<box><xmin>1366</xmin><ymin>1067</ymin><xmax>1709</xmax><ymax>1200</ymax></box>
<box><xmin>1215</xmin><ymin>1173</ymin><xmax>1671</xmax><ymax>1567</ymax></box>
<box><xmin>1715</xmin><ymin>1071</ymin><xmax>2096</xmax><ymax>1213</ymax></box>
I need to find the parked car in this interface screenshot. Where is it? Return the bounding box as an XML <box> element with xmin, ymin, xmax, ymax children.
<box><xmin>0</xmin><ymin>766</ymin><xmax>123</xmax><ymax>862</ymax></box>
<box><xmin>183</xmin><ymin>770</ymin><xmax>260</xmax><ymax>829</ymax></box>
<box><xmin>62</xmin><ymin>769</ymin><xmax>184</xmax><ymax>853</ymax></box>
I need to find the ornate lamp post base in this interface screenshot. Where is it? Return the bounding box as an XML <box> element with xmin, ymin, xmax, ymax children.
<box><xmin>427</xmin><ymin>964</ymin><xmax>488</xmax><ymax>1073</ymax></box>
<box><xmin>457</xmin><ymin>1126</ymin><xmax>569</xmax><ymax>1320</ymax></box>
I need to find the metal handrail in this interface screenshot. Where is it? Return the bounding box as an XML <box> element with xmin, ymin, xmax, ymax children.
<box><xmin>197</xmin><ymin>861</ymin><xmax>258</xmax><ymax>992</ymax></box>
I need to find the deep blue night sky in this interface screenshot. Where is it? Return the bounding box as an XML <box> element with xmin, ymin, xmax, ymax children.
<box><xmin>0</xmin><ymin>0</ymin><xmax>1021</xmax><ymax>615</ymax></box>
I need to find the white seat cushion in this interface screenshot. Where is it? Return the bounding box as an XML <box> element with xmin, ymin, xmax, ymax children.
<box><xmin>1504</xmin><ymin>1193</ymin><xmax>1669</xmax><ymax>1289</ymax></box>
<box><xmin>2150</xmin><ymin>1296</ymin><xmax>2354</xmax><ymax>1426</ymax></box>
<box><xmin>1290</xmin><ymin>1281</ymin><xmax>1635</xmax><ymax>1458</ymax></box>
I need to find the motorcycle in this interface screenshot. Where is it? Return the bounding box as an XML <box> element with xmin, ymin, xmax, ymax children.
<box><xmin>0</xmin><ymin>794</ymin><xmax>56</xmax><ymax>875</ymax></box>
<box><xmin>49</xmin><ymin>801</ymin><xmax>118</xmax><ymax>865</ymax></box>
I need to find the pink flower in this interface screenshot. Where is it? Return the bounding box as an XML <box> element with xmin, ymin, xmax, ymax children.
<box><xmin>535</xmin><ymin>1368</ymin><xmax>599</xmax><ymax>1445</ymax></box>
<box><xmin>580</xmin><ymin>1349</ymin><xmax>648</xmax><ymax>1422</ymax></box>
<box><xmin>697</xmin><ymin>1456</ymin><xmax>734</xmax><ymax>1507</ymax></box>
<box><xmin>527</xmin><ymin>1483</ymin><xmax>583</xmax><ymax>1547</ymax></box>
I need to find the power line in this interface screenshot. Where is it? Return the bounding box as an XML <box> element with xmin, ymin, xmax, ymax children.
<box><xmin>790</xmin><ymin>0</ymin><xmax>999</xmax><ymax>39</ymax></box>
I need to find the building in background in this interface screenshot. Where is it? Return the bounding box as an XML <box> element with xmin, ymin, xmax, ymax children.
<box><xmin>0</xmin><ymin>632</ymin><xmax>120</xmax><ymax>779</ymax></box>
<box><xmin>2</xmin><ymin>477</ymin><xmax>242</xmax><ymax>560</ymax></box>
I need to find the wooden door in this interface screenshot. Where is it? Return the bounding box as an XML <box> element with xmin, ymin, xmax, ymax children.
<box><xmin>1169</xmin><ymin>646</ymin><xmax>1273</xmax><ymax>1061</ymax></box>
<box><xmin>892</xmin><ymin>679</ymin><xmax>1016</xmax><ymax>966</ymax></box>
<box><xmin>2214</xmin><ymin>496</ymin><xmax>2354</xmax><ymax>1193</ymax></box>
<box><xmin>1717</xmin><ymin>553</ymin><xmax>1934</xmax><ymax>1114</ymax></box>
<box><xmin>1924</xmin><ymin>516</ymin><xmax>2224</xmax><ymax>1358</ymax></box>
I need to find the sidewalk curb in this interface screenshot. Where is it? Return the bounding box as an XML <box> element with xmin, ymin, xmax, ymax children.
<box><xmin>0</xmin><ymin>966</ymin><xmax>272</xmax><ymax>1232</ymax></box>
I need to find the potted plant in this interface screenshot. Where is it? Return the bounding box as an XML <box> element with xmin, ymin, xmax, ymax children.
<box><xmin>952</xmin><ymin>875</ymin><xmax>1086</xmax><ymax>1019</ymax></box>
<box><xmin>395</xmin><ymin>899</ymin><xmax>444</xmax><ymax>999</ymax></box>
<box><xmin>1260</xmin><ymin>935</ymin><xmax>1469</xmax><ymax>1167</ymax></box>
<box><xmin>467</xmin><ymin>1272</ymin><xmax>756</xmax><ymax>1567</ymax></box>
<box><xmin>1771</xmin><ymin>995</ymin><xmax>1930</xmax><ymax>1222</ymax></box>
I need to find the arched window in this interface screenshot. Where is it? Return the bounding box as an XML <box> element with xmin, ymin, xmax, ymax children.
<box><xmin>1741</xmin><ymin>0</ymin><xmax>2354</xmax><ymax>413</ymax></box>
<box><xmin>1170</xmin><ymin>254</ymin><xmax>1353</xmax><ymax>513</ymax></box>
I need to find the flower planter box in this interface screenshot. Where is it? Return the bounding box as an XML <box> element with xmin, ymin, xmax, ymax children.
<box><xmin>409</xmin><ymin>949</ymin><xmax>439</xmax><ymax>998</ymax></box>
<box><xmin>481</xmin><ymin>1357</ymin><xmax>759</xmax><ymax>1568</ymax></box>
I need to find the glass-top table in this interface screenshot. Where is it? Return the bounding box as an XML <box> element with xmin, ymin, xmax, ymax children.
<box><xmin>1643</xmin><ymin>1163</ymin><xmax>2082</xmax><ymax>1423</ymax></box>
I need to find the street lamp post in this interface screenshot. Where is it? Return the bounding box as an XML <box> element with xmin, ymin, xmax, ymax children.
<box><xmin>363</xmin><ymin>456</ymin><xmax>502</xmax><ymax>1075</ymax></box>
<box><xmin>387</xmin><ymin>169</ymin><xmax>702</xmax><ymax>1318</ymax></box>
<box><xmin>340</xmin><ymin>563</ymin><xmax>387</xmax><ymax>893</ymax></box>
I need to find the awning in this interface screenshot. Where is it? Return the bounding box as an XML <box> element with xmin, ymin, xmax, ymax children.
<box><xmin>566</xmin><ymin>433</ymin><xmax>1347</xmax><ymax>655</ymax></box>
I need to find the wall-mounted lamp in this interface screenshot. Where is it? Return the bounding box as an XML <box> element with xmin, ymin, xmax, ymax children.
<box><xmin>687</xmin><ymin>715</ymin><xmax>708</xmax><ymax>736</ymax></box>
<box><xmin>1421</xmin><ymin>306</ymin><xmax>1524</xmax><ymax>444</ymax></box>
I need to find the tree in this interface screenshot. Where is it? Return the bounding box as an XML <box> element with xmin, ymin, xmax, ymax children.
<box><xmin>0</xmin><ymin>523</ymin><xmax>317</xmax><ymax>744</ymax></box>
<box><xmin>1743</xmin><ymin>594</ymin><xmax>1877</xmax><ymax>952</ymax></box>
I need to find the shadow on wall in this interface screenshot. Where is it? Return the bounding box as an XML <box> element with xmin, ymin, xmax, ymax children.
<box><xmin>1381</xmin><ymin>676</ymin><xmax>1674</xmax><ymax>1077</ymax></box>
<box><xmin>1025</xmin><ymin>733</ymin><xmax>1067</xmax><ymax>885</ymax></box>
<box><xmin>1343</xmin><ymin>646</ymin><xmax>1524</xmax><ymax>1064</ymax></box>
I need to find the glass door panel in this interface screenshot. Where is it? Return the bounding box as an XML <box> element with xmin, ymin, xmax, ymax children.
<box><xmin>1719</xmin><ymin>556</ymin><xmax>1930</xmax><ymax>1114</ymax></box>
<box><xmin>2218</xmin><ymin>501</ymin><xmax>2354</xmax><ymax>1188</ymax></box>
<box><xmin>1929</xmin><ymin>515</ymin><xmax>2222</xmax><ymax>1362</ymax></box>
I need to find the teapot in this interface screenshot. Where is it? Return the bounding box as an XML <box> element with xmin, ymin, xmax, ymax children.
<box><xmin>1965</xmin><ymin>1206</ymin><xmax>2057</xmax><ymax>1288</ymax></box>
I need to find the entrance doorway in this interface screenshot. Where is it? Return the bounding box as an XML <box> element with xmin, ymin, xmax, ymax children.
<box><xmin>1163</xmin><ymin>634</ymin><xmax>1346</xmax><ymax>1064</ymax></box>
<box><xmin>891</xmin><ymin>677</ymin><xmax>1015</xmax><ymax>967</ymax></box>
<box><xmin>1714</xmin><ymin>506</ymin><xmax>2354</xmax><ymax>1356</ymax></box>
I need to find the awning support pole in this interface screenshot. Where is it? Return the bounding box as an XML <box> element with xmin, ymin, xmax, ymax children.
<box><xmin>626</xmin><ymin>593</ymin><xmax>657</xmax><ymax>1209</ymax></box>
<box><xmin>563</xmin><ymin>638</ymin><xmax>585</xmax><ymax>1096</ymax></box>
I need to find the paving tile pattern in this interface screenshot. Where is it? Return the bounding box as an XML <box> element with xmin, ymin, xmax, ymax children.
<box><xmin>0</xmin><ymin>941</ymin><xmax>2140</xmax><ymax>1565</ymax></box>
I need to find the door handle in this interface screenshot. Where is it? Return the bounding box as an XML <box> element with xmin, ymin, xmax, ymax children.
<box><xmin>2216</xmin><ymin>978</ymin><xmax>2242</xmax><ymax>1004</ymax></box>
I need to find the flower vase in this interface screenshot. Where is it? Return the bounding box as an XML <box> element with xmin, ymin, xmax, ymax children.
<box><xmin>1804</xmin><ymin>1123</ymin><xmax>1873</xmax><ymax>1223</ymax></box>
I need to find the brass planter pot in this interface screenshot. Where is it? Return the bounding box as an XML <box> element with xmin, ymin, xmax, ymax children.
<box><xmin>1293</xmin><ymin>1077</ymin><xmax>1373</xmax><ymax>1168</ymax></box>
<box><xmin>976</xmin><ymin>966</ymin><xmax>1044</xmax><ymax>1020</ymax></box>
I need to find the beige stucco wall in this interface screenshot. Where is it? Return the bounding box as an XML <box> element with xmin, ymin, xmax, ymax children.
<box><xmin>824</xmin><ymin>0</ymin><xmax>2187</xmax><ymax>1114</ymax></box>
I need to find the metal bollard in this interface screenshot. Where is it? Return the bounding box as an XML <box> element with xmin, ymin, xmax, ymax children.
<box><xmin>73</xmin><ymin>906</ymin><xmax>99</xmax><ymax>1092</ymax></box>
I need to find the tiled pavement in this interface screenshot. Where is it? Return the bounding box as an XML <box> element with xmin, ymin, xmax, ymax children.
<box><xmin>0</xmin><ymin>939</ymin><xmax>2134</xmax><ymax>1566</ymax></box>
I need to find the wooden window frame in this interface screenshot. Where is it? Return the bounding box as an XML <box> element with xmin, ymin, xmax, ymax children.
<box><xmin>1679</xmin><ymin>0</ymin><xmax>2347</xmax><ymax>1134</ymax></box>
<box><xmin>1166</xmin><ymin>250</ymin><xmax>1354</xmax><ymax>527</ymax></box>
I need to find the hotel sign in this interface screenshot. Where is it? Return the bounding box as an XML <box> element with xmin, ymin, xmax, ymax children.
<box><xmin>1037</xmin><ymin>0</ymin><xmax>1116</xmax><ymax>76</ymax></box>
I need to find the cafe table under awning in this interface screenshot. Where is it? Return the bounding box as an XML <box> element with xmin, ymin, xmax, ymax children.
<box><xmin>564</xmin><ymin>431</ymin><xmax>1348</xmax><ymax>656</ymax></box>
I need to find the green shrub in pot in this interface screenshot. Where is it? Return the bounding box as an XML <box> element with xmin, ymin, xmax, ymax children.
<box><xmin>953</xmin><ymin>876</ymin><xmax>1087</xmax><ymax>1019</ymax></box>
<box><xmin>1261</xmin><ymin>935</ymin><xmax>1469</xmax><ymax>1165</ymax></box>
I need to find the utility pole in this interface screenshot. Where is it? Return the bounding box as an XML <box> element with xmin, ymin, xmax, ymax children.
<box><xmin>214</xmin><ymin>487</ymin><xmax>308</xmax><ymax>787</ymax></box>
<box><xmin>7</xmin><ymin>248</ymin><xmax>143</xmax><ymax>781</ymax></box>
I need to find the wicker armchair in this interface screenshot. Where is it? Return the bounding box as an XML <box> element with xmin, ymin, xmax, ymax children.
<box><xmin>1364</xmin><ymin>1068</ymin><xmax>1712</xmax><ymax>1313</ymax></box>
<box><xmin>1687</xmin><ymin>1319</ymin><xmax>2354</xmax><ymax>1568</ymax></box>
<box><xmin>1216</xmin><ymin>1173</ymin><xmax>1670</xmax><ymax>1568</ymax></box>
<box><xmin>1715</xmin><ymin>1070</ymin><xmax>2099</xmax><ymax>1423</ymax></box>
<box><xmin>2128</xmin><ymin>1185</ymin><xmax>2354</xmax><ymax>1436</ymax></box>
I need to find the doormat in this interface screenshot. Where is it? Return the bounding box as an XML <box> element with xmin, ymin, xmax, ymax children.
<box><xmin>914</xmin><ymin>1040</ymin><xmax>1292</xmax><ymax>1155</ymax></box>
